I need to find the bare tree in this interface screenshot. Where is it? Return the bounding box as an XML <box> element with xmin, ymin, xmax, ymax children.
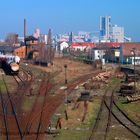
<box><xmin>5</xmin><ymin>33</ymin><xmax>18</xmax><ymax>45</ymax></box>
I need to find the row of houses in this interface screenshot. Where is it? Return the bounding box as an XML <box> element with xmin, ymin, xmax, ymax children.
<box><xmin>0</xmin><ymin>35</ymin><xmax>55</xmax><ymax>65</ymax></box>
<box><xmin>59</xmin><ymin>42</ymin><xmax>140</xmax><ymax>65</ymax></box>
<box><xmin>1</xmin><ymin>37</ymin><xmax>140</xmax><ymax>65</ymax></box>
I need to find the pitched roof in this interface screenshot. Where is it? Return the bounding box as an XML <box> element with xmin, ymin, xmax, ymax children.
<box><xmin>0</xmin><ymin>46</ymin><xmax>15</xmax><ymax>52</ymax></box>
<box><xmin>95</xmin><ymin>42</ymin><xmax>120</xmax><ymax>48</ymax></box>
<box><xmin>71</xmin><ymin>42</ymin><xmax>96</xmax><ymax>48</ymax></box>
<box><xmin>25</xmin><ymin>36</ymin><xmax>38</xmax><ymax>41</ymax></box>
<box><xmin>121</xmin><ymin>42</ymin><xmax>140</xmax><ymax>56</ymax></box>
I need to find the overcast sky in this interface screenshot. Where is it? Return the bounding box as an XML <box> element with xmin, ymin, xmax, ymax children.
<box><xmin>0</xmin><ymin>0</ymin><xmax>140</xmax><ymax>41</ymax></box>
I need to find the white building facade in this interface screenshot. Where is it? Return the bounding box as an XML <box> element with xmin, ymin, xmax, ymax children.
<box><xmin>59</xmin><ymin>42</ymin><xmax>69</xmax><ymax>51</ymax></box>
<box><xmin>111</xmin><ymin>25</ymin><xmax>124</xmax><ymax>42</ymax></box>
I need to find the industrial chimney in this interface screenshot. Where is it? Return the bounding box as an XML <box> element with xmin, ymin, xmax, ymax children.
<box><xmin>24</xmin><ymin>18</ymin><xmax>26</xmax><ymax>39</ymax></box>
<box><xmin>24</xmin><ymin>18</ymin><xmax>27</xmax><ymax>56</ymax></box>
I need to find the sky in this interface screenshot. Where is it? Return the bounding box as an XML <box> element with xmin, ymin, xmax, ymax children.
<box><xmin>0</xmin><ymin>0</ymin><xmax>140</xmax><ymax>41</ymax></box>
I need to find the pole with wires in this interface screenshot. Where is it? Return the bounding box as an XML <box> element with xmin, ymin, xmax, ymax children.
<box><xmin>131</xmin><ymin>48</ymin><xmax>136</xmax><ymax>95</ymax></box>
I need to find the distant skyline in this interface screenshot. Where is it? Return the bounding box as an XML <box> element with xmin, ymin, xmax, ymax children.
<box><xmin>0</xmin><ymin>0</ymin><xmax>140</xmax><ymax>41</ymax></box>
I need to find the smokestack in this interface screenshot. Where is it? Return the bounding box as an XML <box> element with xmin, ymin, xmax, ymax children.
<box><xmin>24</xmin><ymin>18</ymin><xmax>27</xmax><ymax>56</ymax></box>
<box><xmin>24</xmin><ymin>18</ymin><xmax>26</xmax><ymax>39</ymax></box>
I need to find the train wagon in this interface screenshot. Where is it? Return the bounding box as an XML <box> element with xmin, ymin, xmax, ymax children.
<box><xmin>0</xmin><ymin>54</ymin><xmax>20</xmax><ymax>74</ymax></box>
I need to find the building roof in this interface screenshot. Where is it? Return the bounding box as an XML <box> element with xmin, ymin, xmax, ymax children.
<box><xmin>95</xmin><ymin>42</ymin><xmax>120</xmax><ymax>48</ymax></box>
<box><xmin>0</xmin><ymin>46</ymin><xmax>15</xmax><ymax>53</ymax></box>
<box><xmin>94</xmin><ymin>42</ymin><xmax>140</xmax><ymax>57</ymax></box>
<box><xmin>25</xmin><ymin>36</ymin><xmax>38</xmax><ymax>41</ymax></box>
<box><xmin>71</xmin><ymin>42</ymin><xmax>96</xmax><ymax>48</ymax></box>
<box><xmin>121</xmin><ymin>42</ymin><xmax>140</xmax><ymax>56</ymax></box>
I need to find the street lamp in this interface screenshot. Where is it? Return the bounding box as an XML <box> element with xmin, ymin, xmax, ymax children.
<box><xmin>64</xmin><ymin>64</ymin><xmax>68</xmax><ymax>84</ymax></box>
<box><xmin>131</xmin><ymin>48</ymin><xmax>136</xmax><ymax>94</ymax></box>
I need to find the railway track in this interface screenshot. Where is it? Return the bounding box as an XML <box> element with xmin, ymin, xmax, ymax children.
<box><xmin>88</xmin><ymin>88</ymin><xmax>114</xmax><ymax>140</ymax></box>
<box><xmin>13</xmin><ymin>68</ymin><xmax>33</xmax><ymax>87</ymax></box>
<box><xmin>113</xmin><ymin>101</ymin><xmax>140</xmax><ymax>129</ymax></box>
<box><xmin>22</xmin><ymin>74</ymin><xmax>53</xmax><ymax>140</ymax></box>
<box><xmin>109</xmin><ymin>100</ymin><xmax>140</xmax><ymax>138</ymax></box>
<box><xmin>35</xmin><ymin>80</ymin><xmax>53</xmax><ymax>140</ymax></box>
<box><xmin>89</xmin><ymin>79</ymin><xmax>140</xmax><ymax>140</ymax></box>
<box><xmin>20</xmin><ymin>68</ymin><xmax>33</xmax><ymax>82</ymax></box>
<box><xmin>0</xmin><ymin>64</ymin><xmax>111</xmax><ymax>139</ymax></box>
<box><xmin>0</xmin><ymin>66</ymin><xmax>54</xmax><ymax>139</ymax></box>
<box><xmin>0</xmin><ymin>87</ymin><xmax>10</xmax><ymax>139</ymax></box>
<box><xmin>13</xmin><ymin>75</ymin><xmax>24</xmax><ymax>87</ymax></box>
<box><xmin>22</xmin><ymin>70</ymin><xmax>103</xmax><ymax>139</ymax></box>
<box><xmin>2</xmin><ymin>64</ymin><xmax>139</xmax><ymax>140</ymax></box>
<box><xmin>0</xmin><ymin>76</ymin><xmax>23</xmax><ymax>140</ymax></box>
<box><xmin>0</xmin><ymin>67</ymin><xmax>33</xmax><ymax>139</ymax></box>
<box><xmin>36</xmin><ymin>79</ymin><xmax>55</xmax><ymax>140</ymax></box>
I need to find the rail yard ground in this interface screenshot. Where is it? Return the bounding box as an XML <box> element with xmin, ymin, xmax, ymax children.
<box><xmin>0</xmin><ymin>57</ymin><xmax>140</xmax><ymax>140</ymax></box>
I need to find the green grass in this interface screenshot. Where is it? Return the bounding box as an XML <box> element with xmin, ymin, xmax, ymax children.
<box><xmin>79</xmin><ymin>98</ymin><xmax>101</xmax><ymax>129</ymax></box>
<box><xmin>51</xmin><ymin>104</ymin><xmax>66</xmax><ymax>126</ymax></box>
<box><xmin>0</xmin><ymin>80</ymin><xmax>7</xmax><ymax>93</ymax></box>
<box><xmin>20</xmin><ymin>63</ymin><xmax>47</xmax><ymax>78</ymax></box>
<box><xmin>49</xmin><ymin>97</ymin><xmax>102</xmax><ymax>140</ymax></box>
<box><xmin>116</xmin><ymin>97</ymin><xmax>140</xmax><ymax>123</ymax></box>
<box><xmin>48</xmin><ymin>129</ymin><xmax>90</xmax><ymax>140</ymax></box>
<box><xmin>107</xmin><ymin>77</ymin><xmax>121</xmax><ymax>91</ymax></box>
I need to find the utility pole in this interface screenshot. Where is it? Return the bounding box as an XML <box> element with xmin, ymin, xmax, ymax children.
<box><xmin>63</xmin><ymin>64</ymin><xmax>68</xmax><ymax>120</ymax></box>
<box><xmin>134</xmin><ymin>48</ymin><xmax>136</xmax><ymax>95</ymax></box>
<box><xmin>132</xmin><ymin>48</ymin><xmax>136</xmax><ymax>95</ymax></box>
<box><xmin>24</xmin><ymin>18</ymin><xmax>27</xmax><ymax>56</ymax></box>
<box><xmin>99</xmin><ymin>40</ymin><xmax>103</xmax><ymax>69</ymax></box>
<box><xmin>64</xmin><ymin>64</ymin><xmax>68</xmax><ymax>84</ymax></box>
